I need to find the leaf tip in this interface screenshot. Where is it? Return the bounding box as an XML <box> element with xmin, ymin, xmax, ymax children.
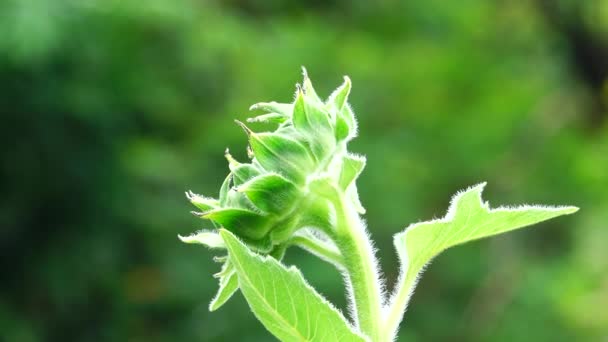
<box><xmin>234</xmin><ymin>119</ymin><xmax>252</xmax><ymax>136</ymax></box>
<box><xmin>224</xmin><ymin>148</ymin><xmax>241</xmax><ymax>168</ymax></box>
<box><xmin>301</xmin><ymin>65</ymin><xmax>309</xmax><ymax>80</ymax></box>
<box><xmin>208</xmin><ymin>303</ymin><xmax>220</xmax><ymax>312</ymax></box>
<box><xmin>563</xmin><ymin>206</ymin><xmax>579</xmax><ymax>214</ymax></box>
<box><xmin>466</xmin><ymin>181</ymin><xmax>488</xmax><ymax>199</ymax></box>
<box><xmin>343</xmin><ymin>75</ymin><xmax>352</xmax><ymax>88</ymax></box>
<box><xmin>449</xmin><ymin>181</ymin><xmax>487</xmax><ymax>207</ymax></box>
<box><xmin>473</xmin><ymin>181</ymin><xmax>488</xmax><ymax>190</ymax></box>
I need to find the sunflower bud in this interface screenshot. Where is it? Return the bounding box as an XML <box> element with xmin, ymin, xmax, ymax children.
<box><xmin>184</xmin><ymin>70</ymin><xmax>365</xmax><ymax>250</ymax></box>
<box><xmin>181</xmin><ymin>70</ymin><xmax>368</xmax><ymax>310</ymax></box>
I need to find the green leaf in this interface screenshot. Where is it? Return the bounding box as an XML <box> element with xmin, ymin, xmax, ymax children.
<box><xmin>385</xmin><ymin>183</ymin><xmax>578</xmax><ymax>338</ymax></box>
<box><xmin>178</xmin><ymin>232</ymin><xmax>239</xmax><ymax>311</ymax></box>
<box><xmin>220</xmin><ymin>230</ymin><xmax>367</xmax><ymax>342</ymax></box>
<box><xmin>337</xmin><ymin>154</ymin><xmax>366</xmax><ymax>214</ymax></box>
<box><xmin>339</xmin><ymin>154</ymin><xmax>366</xmax><ymax>190</ymax></box>
<box><xmin>238</xmin><ymin>173</ymin><xmax>300</xmax><ymax>214</ymax></box>
<box><xmin>209</xmin><ymin>261</ymin><xmax>239</xmax><ymax>311</ymax></box>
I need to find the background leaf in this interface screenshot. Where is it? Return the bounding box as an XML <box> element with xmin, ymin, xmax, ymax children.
<box><xmin>3</xmin><ymin>0</ymin><xmax>606</xmax><ymax>340</ymax></box>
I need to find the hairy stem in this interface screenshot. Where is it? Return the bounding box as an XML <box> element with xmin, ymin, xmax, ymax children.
<box><xmin>288</xmin><ymin>234</ymin><xmax>345</xmax><ymax>269</ymax></box>
<box><xmin>384</xmin><ymin>268</ymin><xmax>416</xmax><ymax>340</ymax></box>
<box><xmin>332</xmin><ymin>192</ymin><xmax>384</xmax><ymax>341</ymax></box>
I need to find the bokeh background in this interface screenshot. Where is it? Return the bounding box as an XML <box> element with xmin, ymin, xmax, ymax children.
<box><xmin>1</xmin><ymin>0</ymin><xmax>607</xmax><ymax>341</ymax></box>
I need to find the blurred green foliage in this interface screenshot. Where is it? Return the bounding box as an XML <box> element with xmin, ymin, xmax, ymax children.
<box><xmin>1</xmin><ymin>0</ymin><xmax>607</xmax><ymax>341</ymax></box>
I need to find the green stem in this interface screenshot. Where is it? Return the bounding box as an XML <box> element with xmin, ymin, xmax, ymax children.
<box><xmin>384</xmin><ymin>269</ymin><xmax>416</xmax><ymax>340</ymax></box>
<box><xmin>332</xmin><ymin>192</ymin><xmax>384</xmax><ymax>341</ymax></box>
<box><xmin>288</xmin><ymin>234</ymin><xmax>345</xmax><ymax>269</ymax></box>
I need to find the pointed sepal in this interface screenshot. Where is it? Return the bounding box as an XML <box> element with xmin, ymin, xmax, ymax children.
<box><xmin>249</xmin><ymin>101</ymin><xmax>292</xmax><ymax>117</ymax></box>
<box><xmin>202</xmin><ymin>208</ymin><xmax>270</xmax><ymax>240</ymax></box>
<box><xmin>328</xmin><ymin>76</ymin><xmax>352</xmax><ymax>111</ymax></box>
<box><xmin>293</xmin><ymin>89</ymin><xmax>335</xmax><ymax>160</ymax></box>
<box><xmin>238</xmin><ymin>173</ymin><xmax>300</xmax><ymax>214</ymax></box>
<box><xmin>238</xmin><ymin>122</ymin><xmax>314</xmax><ymax>184</ymax></box>
<box><xmin>247</xmin><ymin>112</ymin><xmax>287</xmax><ymax>124</ymax></box>
<box><xmin>186</xmin><ymin>191</ymin><xmax>219</xmax><ymax>212</ymax></box>
<box><xmin>301</xmin><ymin>66</ymin><xmax>323</xmax><ymax>104</ymax></box>
<box><xmin>178</xmin><ymin>230</ymin><xmax>225</xmax><ymax>249</ymax></box>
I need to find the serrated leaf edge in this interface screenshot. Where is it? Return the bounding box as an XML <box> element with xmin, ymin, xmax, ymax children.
<box><xmin>220</xmin><ymin>229</ymin><xmax>368</xmax><ymax>342</ymax></box>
